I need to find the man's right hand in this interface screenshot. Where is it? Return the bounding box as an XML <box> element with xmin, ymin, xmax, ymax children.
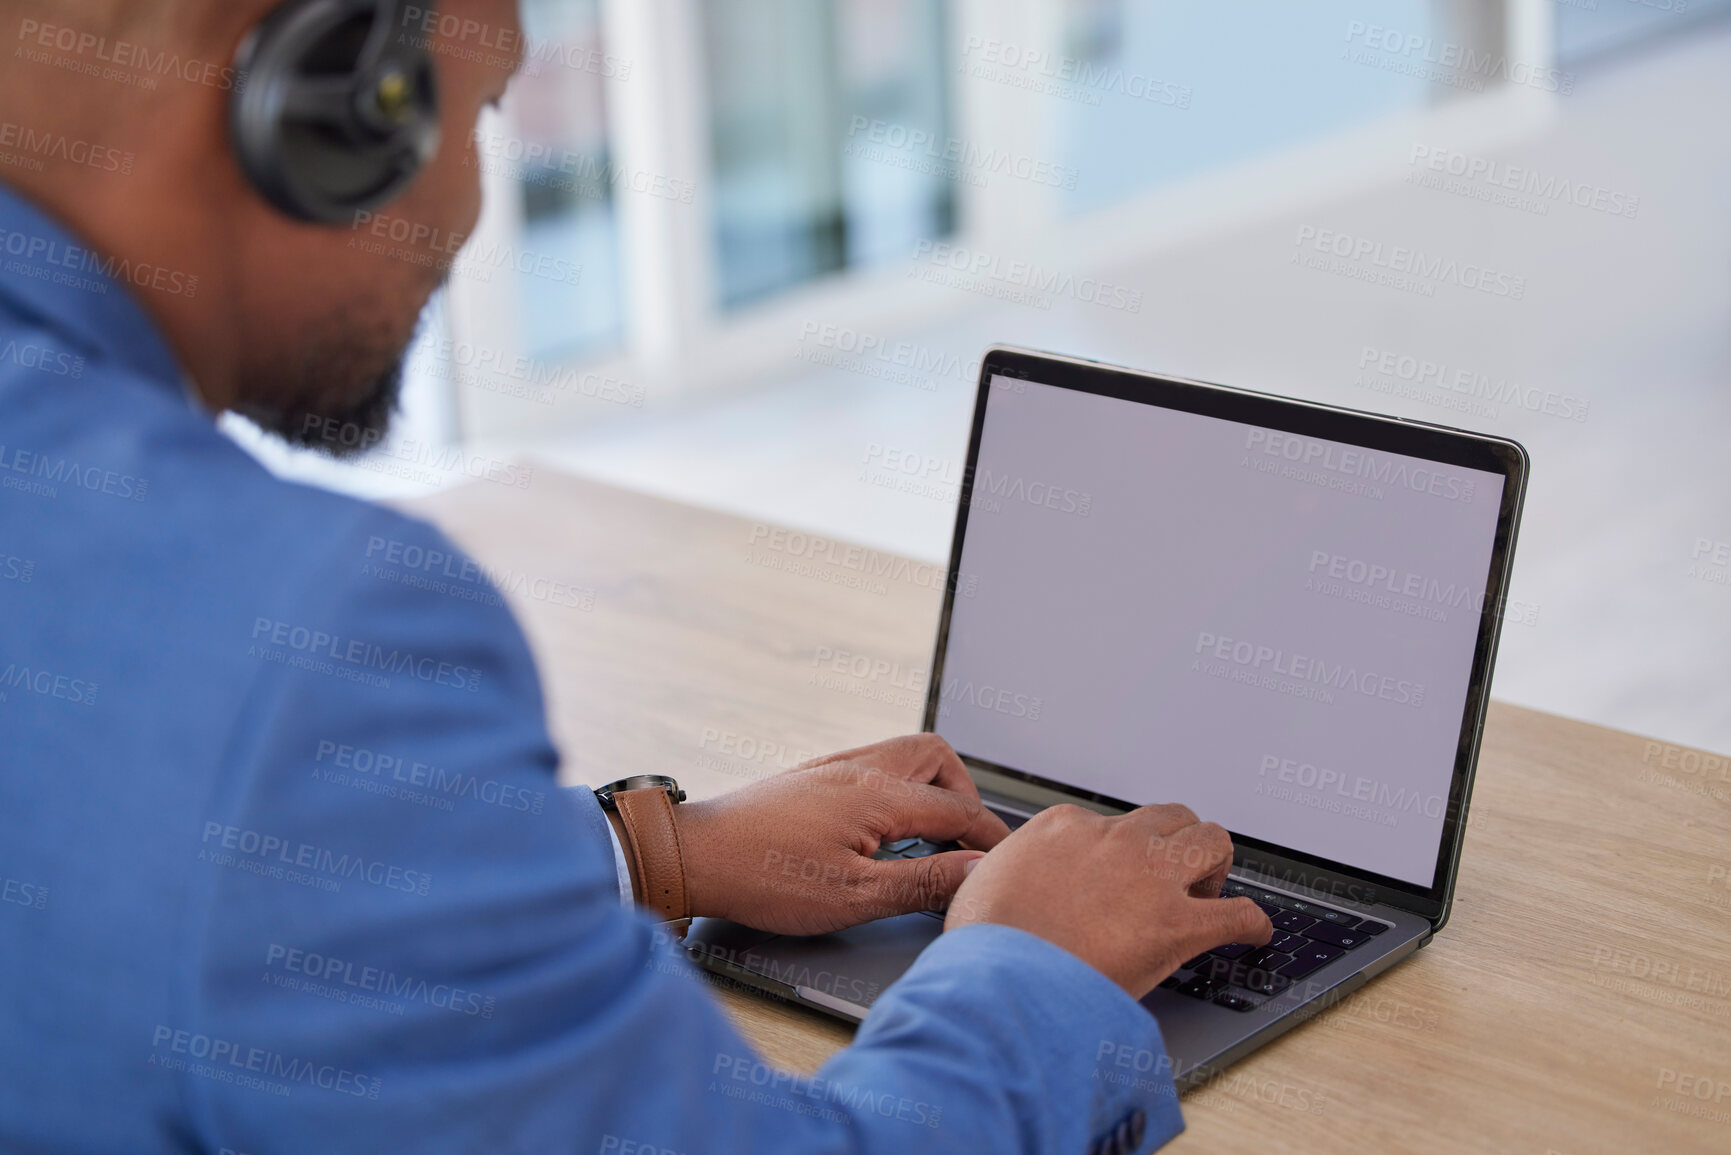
<box><xmin>945</xmin><ymin>803</ymin><xmax>1273</xmax><ymax>999</ymax></box>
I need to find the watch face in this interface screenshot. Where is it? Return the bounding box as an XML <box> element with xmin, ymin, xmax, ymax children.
<box><xmin>597</xmin><ymin>775</ymin><xmax>685</xmax><ymax>806</ymax></box>
<box><xmin>602</xmin><ymin>775</ymin><xmax>677</xmax><ymax>794</ymax></box>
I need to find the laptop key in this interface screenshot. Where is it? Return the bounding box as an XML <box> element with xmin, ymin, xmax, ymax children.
<box><xmin>1212</xmin><ymin>942</ymin><xmax>1254</xmax><ymax>960</ymax></box>
<box><xmin>1356</xmin><ymin>920</ymin><xmax>1391</xmax><ymax>936</ymax></box>
<box><xmin>1284</xmin><ymin>899</ymin><xmax>1353</xmax><ymax>927</ymax></box>
<box><xmin>1181</xmin><ymin>953</ymin><xmax>1213</xmax><ymax>971</ymax></box>
<box><xmin>1198</xmin><ymin>958</ymin><xmax>1236</xmax><ymax>983</ymax></box>
<box><xmin>1213</xmin><ymin>991</ymin><xmax>1259</xmax><ymax>1013</ymax></box>
<box><xmin>1241</xmin><ymin>968</ymin><xmax>1291</xmax><ymax>996</ymax></box>
<box><xmin>1243</xmin><ymin>947</ymin><xmax>1292</xmax><ymax>972</ymax></box>
<box><xmin>1175</xmin><ymin>976</ymin><xmax>1221</xmax><ymax>1000</ymax></box>
<box><xmin>1199</xmin><ymin>954</ymin><xmax>1291</xmax><ymax>996</ymax></box>
<box><xmin>1302</xmin><ymin>922</ymin><xmax>1367</xmax><ymax>950</ymax></box>
<box><xmin>1268</xmin><ymin>931</ymin><xmax>1309</xmax><ymax>954</ymax></box>
<box><xmin>1271</xmin><ymin>910</ymin><xmax>1316</xmax><ymax>933</ymax></box>
<box><xmin>1276</xmin><ymin>942</ymin><xmax>1343</xmax><ymax>978</ymax></box>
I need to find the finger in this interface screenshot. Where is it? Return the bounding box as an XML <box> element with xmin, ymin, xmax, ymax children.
<box><xmin>900</xmin><ymin>733</ymin><xmax>983</xmax><ymax>803</ymax></box>
<box><xmin>1163</xmin><ymin>820</ymin><xmax>1235</xmax><ymax>894</ymax></box>
<box><xmin>1127</xmin><ymin>801</ymin><xmax>1201</xmax><ymax>838</ymax></box>
<box><xmin>787</xmin><ymin>741</ymin><xmax>874</xmax><ymax>773</ymax></box>
<box><xmin>1188</xmin><ymin>856</ymin><xmax>1231</xmax><ymax>900</ymax></box>
<box><xmin>876</xmin><ymin>780</ymin><xmax>1011</xmax><ymax>850</ymax></box>
<box><xmin>862</xmin><ymin>850</ymin><xmax>984</xmax><ymax>919</ymax></box>
<box><xmin>830</xmin><ymin>734</ymin><xmax>981</xmax><ymax>797</ymax></box>
<box><xmin>1179</xmin><ymin>896</ymin><xmax>1272</xmax><ymax>956</ymax></box>
<box><xmin>788</xmin><ymin>731</ymin><xmax>933</xmax><ymax>774</ymax></box>
<box><xmin>793</xmin><ymin>734</ymin><xmax>977</xmax><ymax>799</ymax></box>
<box><xmin>896</xmin><ymin>735</ymin><xmax>1008</xmax><ymax>848</ymax></box>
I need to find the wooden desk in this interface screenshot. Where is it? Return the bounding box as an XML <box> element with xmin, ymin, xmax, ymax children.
<box><xmin>408</xmin><ymin>471</ymin><xmax>1731</xmax><ymax>1154</ymax></box>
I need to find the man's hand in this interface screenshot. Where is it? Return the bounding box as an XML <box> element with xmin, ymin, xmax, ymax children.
<box><xmin>674</xmin><ymin>734</ymin><xmax>1011</xmax><ymax>936</ymax></box>
<box><xmin>946</xmin><ymin>803</ymin><xmax>1272</xmax><ymax>999</ymax></box>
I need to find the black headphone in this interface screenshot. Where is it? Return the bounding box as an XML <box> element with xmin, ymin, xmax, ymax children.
<box><xmin>231</xmin><ymin>0</ymin><xmax>440</xmax><ymax>225</ymax></box>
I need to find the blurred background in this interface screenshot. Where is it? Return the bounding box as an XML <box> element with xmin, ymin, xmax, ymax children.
<box><xmin>227</xmin><ymin>0</ymin><xmax>1731</xmax><ymax>755</ymax></box>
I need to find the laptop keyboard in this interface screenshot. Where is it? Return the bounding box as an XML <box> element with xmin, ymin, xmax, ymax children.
<box><xmin>869</xmin><ymin>822</ymin><xmax>1393</xmax><ymax>982</ymax></box>
<box><xmin>1160</xmin><ymin>879</ymin><xmax>1390</xmax><ymax>1011</ymax></box>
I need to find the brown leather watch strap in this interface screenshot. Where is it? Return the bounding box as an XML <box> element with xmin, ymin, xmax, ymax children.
<box><xmin>612</xmin><ymin>786</ymin><xmax>691</xmax><ymax>926</ymax></box>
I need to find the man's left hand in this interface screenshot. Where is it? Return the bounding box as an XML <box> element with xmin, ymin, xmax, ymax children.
<box><xmin>673</xmin><ymin>734</ymin><xmax>1011</xmax><ymax>936</ymax></box>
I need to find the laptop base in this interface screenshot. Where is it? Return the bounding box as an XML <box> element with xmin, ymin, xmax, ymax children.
<box><xmin>686</xmin><ymin>867</ymin><xmax>1430</xmax><ymax>1085</ymax></box>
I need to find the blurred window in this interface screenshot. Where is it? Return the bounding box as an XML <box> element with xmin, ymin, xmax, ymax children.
<box><xmin>703</xmin><ymin>0</ymin><xmax>955</xmax><ymax>309</ymax></box>
<box><xmin>496</xmin><ymin>0</ymin><xmax>624</xmax><ymax>360</ymax></box>
<box><xmin>1554</xmin><ymin>0</ymin><xmax>1731</xmax><ymax>63</ymax></box>
<box><xmin>1053</xmin><ymin>0</ymin><xmax>1434</xmax><ymax>216</ymax></box>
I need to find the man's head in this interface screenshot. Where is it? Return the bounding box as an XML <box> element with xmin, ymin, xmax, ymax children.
<box><xmin>0</xmin><ymin>0</ymin><xmax>522</xmax><ymax>455</ymax></box>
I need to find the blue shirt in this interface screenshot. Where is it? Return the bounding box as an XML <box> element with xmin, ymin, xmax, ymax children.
<box><xmin>0</xmin><ymin>182</ymin><xmax>1184</xmax><ymax>1154</ymax></box>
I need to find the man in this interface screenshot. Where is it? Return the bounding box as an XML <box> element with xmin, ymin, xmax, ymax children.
<box><xmin>0</xmin><ymin>1</ymin><xmax>1269</xmax><ymax>1151</ymax></box>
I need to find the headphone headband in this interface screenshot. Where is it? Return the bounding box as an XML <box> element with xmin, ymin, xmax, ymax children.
<box><xmin>231</xmin><ymin>0</ymin><xmax>440</xmax><ymax>225</ymax></box>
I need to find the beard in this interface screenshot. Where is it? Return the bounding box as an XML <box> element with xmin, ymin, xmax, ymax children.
<box><xmin>236</xmin><ymin>356</ymin><xmax>406</xmax><ymax>460</ymax></box>
<box><xmin>233</xmin><ymin>288</ymin><xmax>432</xmax><ymax>460</ymax></box>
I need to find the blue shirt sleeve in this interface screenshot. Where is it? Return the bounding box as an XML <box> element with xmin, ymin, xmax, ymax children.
<box><xmin>174</xmin><ymin>511</ymin><xmax>1184</xmax><ymax>1154</ymax></box>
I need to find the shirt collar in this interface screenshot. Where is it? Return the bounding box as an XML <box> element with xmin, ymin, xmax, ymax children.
<box><xmin>0</xmin><ymin>181</ymin><xmax>191</xmax><ymax>396</ymax></box>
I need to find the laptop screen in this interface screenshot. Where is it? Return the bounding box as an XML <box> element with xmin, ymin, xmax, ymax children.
<box><xmin>933</xmin><ymin>374</ymin><xmax>1507</xmax><ymax>888</ymax></box>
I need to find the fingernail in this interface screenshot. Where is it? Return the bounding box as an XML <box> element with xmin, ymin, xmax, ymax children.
<box><xmin>962</xmin><ymin>854</ymin><xmax>983</xmax><ymax>877</ymax></box>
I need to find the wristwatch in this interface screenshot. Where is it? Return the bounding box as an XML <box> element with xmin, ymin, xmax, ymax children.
<box><xmin>595</xmin><ymin>775</ymin><xmax>691</xmax><ymax>933</ymax></box>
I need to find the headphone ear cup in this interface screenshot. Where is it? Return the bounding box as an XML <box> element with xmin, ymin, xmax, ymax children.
<box><xmin>231</xmin><ymin>0</ymin><xmax>439</xmax><ymax>225</ymax></box>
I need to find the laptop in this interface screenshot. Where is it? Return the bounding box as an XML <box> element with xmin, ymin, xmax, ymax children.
<box><xmin>687</xmin><ymin>345</ymin><xmax>1528</xmax><ymax>1087</ymax></box>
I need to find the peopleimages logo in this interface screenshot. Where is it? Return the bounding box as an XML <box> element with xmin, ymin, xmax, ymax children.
<box><xmin>1342</xmin><ymin>21</ymin><xmax>1574</xmax><ymax>95</ymax></box>
<box><xmin>937</xmin><ymin>677</ymin><xmax>1042</xmax><ymax>720</ymax></box>
<box><xmin>844</xmin><ymin>116</ymin><xmax>1079</xmax><ymax>190</ymax></box>
<box><xmin>15</xmin><ymin>19</ymin><xmax>243</xmax><ymax>92</ymax></box>
<box><xmin>971</xmin><ymin>468</ymin><xmax>1091</xmax><ymax>516</ymax></box>
<box><xmin>1</xmin><ymin>871</ymin><xmax>49</xmax><ymax>911</ymax></box>
<box><xmin>711</xmin><ymin>1054</ymin><xmax>943</xmax><ymax>1129</ymax></box>
<box><xmin>264</xmin><ymin>943</ymin><xmax>496</xmax><ymax>1018</ymax></box>
<box><xmin>313</xmin><ymin>739</ymin><xmax>546</xmax><ymax>815</ymax></box>
<box><xmin>745</xmin><ymin>524</ymin><xmax>948</xmax><ymax>593</ymax></box>
<box><xmin>1244</xmin><ymin>428</ymin><xmax>1476</xmax><ymax>503</ymax></box>
<box><xmin>0</xmin><ymin>224</ymin><xmax>198</xmax><ymax>298</ymax></box>
<box><xmin>397</xmin><ymin>5</ymin><xmax>633</xmax><ymax>81</ymax></box>
<box><xmin>1257</xmin><ymin>754</ymin><xmax>1446</xmax><ymax>822</ymax></box>
<box><xmin>0</xmin><ymin>119</ymin><xmax>133</xmax><ymax>175</ymax></box>
<box><xmin>0</xmin><ymin>441</ymin><xmax>148</xmax><ymax>501</ymax></box>
<box><xmin>1194</xmin><ymin>630</ymin><xmax>1426</xmax><ymax>709</ymax></box>
<box><xmin>0</xmin><ymin>659</ymin><xmax>98</xmax><ymax>706</ymax></box>
<box><xmin>0</xmin><ymin>337</ymin><xmax>84</xmax><ymax>378</ymax></box>
<box><xmin>958</xmin><ymin>36</ymin><xmax>1192</xmax><ymax>109</ymax></box>
<box><xmin>348</xmin><ymin>210</ymin><xmax>582</xmax><ymax>287</ymax></box>
<box><xmin>1293</xmin><ymin>225</ymin><xmax>1526</xmax><ymax>300</ymax></box>
<box><xmin>1306</xmin><ymin>550</ymin><xmax>1482</xmax><ymax>621</ymax></box>
<box><xmin>794</xmin><ymin>322</ymin><xmax>980</xmax><ymax>393</ymax></box>
<box><xmin>468</xmin><ymin>131</ymin><xmax>694</xmax><ymax>204</ymax></box>
<box><xmin>688</xmin><ymin>938</ymin><xmax>878</xmax><ymax>1007</ymax></box>
<box><xmin>249</xmin><ymin>618</ymin><xmax>483</xmax><ymax>693</ymax></box>
<box><xmin>910</xmin><ymin>240</ymin><xmax>1143</xmax><ymax>314</ymax></box>
<box><xmin>1406</xmin><ymin>145</ymin><xmax>1638</xmax><ymax>220</ymax></box>
<box><xmin>1356</xmin><ymin>346</ymin><xmax>1590</xmax><ymax>423</ymax></box>
<box><xmin>200</xmin><ymin>821</ymin><xmax>432</xmax><ymax>896</ymax></box>
<box><xmin>149</xmin><ymin>1025</ymin><xmax>381</xmax><ymax>1100</ymax></box>
<box><xmin>363</xmin><ymin>536</ymin><xmax>595</xmax><ymax>612</ymax></box>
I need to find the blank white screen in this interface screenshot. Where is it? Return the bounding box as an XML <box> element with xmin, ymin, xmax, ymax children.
<box><xmin>935</xmin><ymin>377</ymin><xmax>1505</xmax><ymax>886</ymax></box>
